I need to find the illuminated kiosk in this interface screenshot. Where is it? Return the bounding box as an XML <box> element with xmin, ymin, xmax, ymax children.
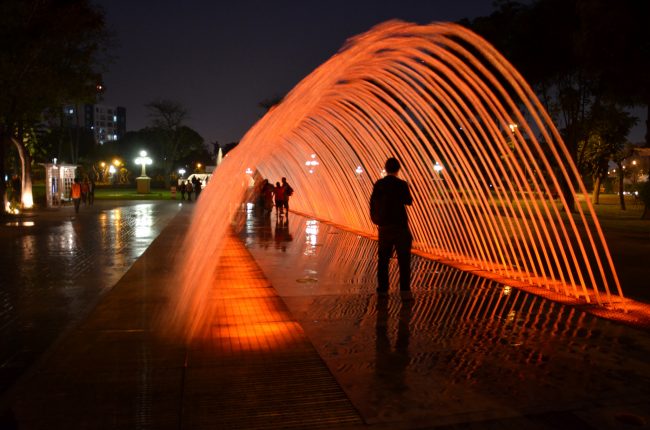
<box><xmin>135</xmin><ymin>151</ymin><xmax>152</xmax><ymax>194</ymax></box>
<box><xmin>42</xmin><ymin>161</ymin><xmax>77</xmax><ymax>208</ymax></box>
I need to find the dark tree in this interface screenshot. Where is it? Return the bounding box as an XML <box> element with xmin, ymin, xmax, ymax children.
<box><xmin>141</xmin><ymin>100</ymin><xmax>205</xmax><ymax>186</ymax></box>
<box><xmin>0</xmin><ymin>0</ymin><xmax>111</xmax><ymax>210</ymax></box>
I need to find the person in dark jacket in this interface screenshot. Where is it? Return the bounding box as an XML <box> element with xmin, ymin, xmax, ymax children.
<box><xmin>369</xmin><ymin>157</ymin><xmax>413</xmax><ymax>299</ymax></box>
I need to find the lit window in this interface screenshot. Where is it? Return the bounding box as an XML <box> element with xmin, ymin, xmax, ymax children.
<box><xmin>113</xmin><ymin>115</ymin><xmax>117</xmax><ymax>122</ymax></box>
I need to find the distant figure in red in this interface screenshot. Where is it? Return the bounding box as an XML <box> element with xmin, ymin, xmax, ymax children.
<box><xmin>71</xmin><ymin>178</ymin><xmax>82</xmax><ymax>214</ymax></box>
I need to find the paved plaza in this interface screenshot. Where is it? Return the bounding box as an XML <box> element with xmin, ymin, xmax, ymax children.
<box><xmin>0</xmin><ymin>201</ymin><xmax>649</xmax><ymax>429</ymax></box>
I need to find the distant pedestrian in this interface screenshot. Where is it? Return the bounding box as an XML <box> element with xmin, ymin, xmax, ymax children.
<box><xmin>263</xmin><ymin>180</ymin><xmax>275</xmax><ymax>215</ymax></box>
<box><xmin>274</xmin><ymin>181</ymin><xmax>286</xmax><ymax>215</ymax></box>
<box><xmin>193</xmin><ymin>176</ymin><xmax>202</xmax><ymax>199</ymax></box>
<box><xmin>81</xmin><ymin>178</ymin><xmax>89</xmax><ymax>205</ymax></box>
<box><xmin>369</xmin><ymin>157</ymin><xmax>413</xmax><ymax>300</ymax></box>
<box><xmin>71</xmin><ymin>178</ymin><xmax>82</xmax><ymax>213</ymax></box>
<box><xmin>186</xmin><ymin>181</ymin><xmax>193</xmax><ymax>202</ymax></box>
<box><xmin>281</xmin><ymin>177</ymin><xmax>294</xmax><ymax>214</ymax></box>
<box><xmin>88</xmin><ymin>177</ymin><xmax>95</xmax><ymax>205</ymax></box>
<box><xmin>179</xmin><ymin>181</ymin><xmax>187</xmax><ymax>201</ymax></box>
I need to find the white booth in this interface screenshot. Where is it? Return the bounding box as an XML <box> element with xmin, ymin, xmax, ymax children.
<box><xmin>43</xmin><ymin>162</ymin><xmax>77</xmax><ymax>208</ymax></box>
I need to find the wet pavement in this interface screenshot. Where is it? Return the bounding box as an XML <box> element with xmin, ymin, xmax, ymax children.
<box><xmin>242</xmin><ymin>209</ymin><xmax>650</xmax><ymax>429</ymax></box>
<box><xmin>0</xmin><ymin>201</ymin><xmax>182</xmax><ymax>397</ymax></box>
<box><xmin>1</xmin><ymin>203</ymin><xmax>649</xmax><ymax>429</ymax></box>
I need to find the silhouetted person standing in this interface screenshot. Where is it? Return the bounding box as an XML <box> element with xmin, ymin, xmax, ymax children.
<box><xmin>370</xmin><ymin>157</ymin><xmax>413</xmax><ymax>299</ymax></box>
<box><xmin>281</xmin><ymin>177</ymin><xmax>293</xmax><ymax>213</ymax></box>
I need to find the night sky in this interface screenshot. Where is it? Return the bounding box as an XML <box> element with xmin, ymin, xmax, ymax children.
<box><xmin>93</xmin><ymin>0</ymin><xmax>498</xmax><ymax>147</ymax></box>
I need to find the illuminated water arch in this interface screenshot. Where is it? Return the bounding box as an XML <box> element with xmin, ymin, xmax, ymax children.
<box><xmin>178</xmin><ymin>21</ymin><xmax>624</xmax><ymax>332</ymax></box>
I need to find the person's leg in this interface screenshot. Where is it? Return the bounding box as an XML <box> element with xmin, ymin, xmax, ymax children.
<box><xmin>395</xmin><ymin>229</ymin><xmax>413</xmax><ymax>292</ymax></box>
<box><xmin>377</xmin><ymin>228</ymin><xmax>393</xmax><ymax>293</ymax></box>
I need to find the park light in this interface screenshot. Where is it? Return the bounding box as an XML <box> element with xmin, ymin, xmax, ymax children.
<box><xmin>305</xmin><ymin>154</ymin><xmax>319</xmax><ymax>174</ymax></box>
<box><xmin>508</xmin><ymin>123</ymin><xmax>518</xmax><ymax>133</ymax></box>
<box><xmin>135</xmin><ymin>150</ymin><xmax>153</xmax><ymax>177</ymax></box>
<box><xmin>305</xmin><ymin>154</ymin><xmax>320</xmax><ymax>167</ymax></box>
<box><xmin>109</xmin><ymin>165</ymin><xmax>116</xmax><ymax>174</ymax></box>
<box><xmin>245</xmin><ymin>167</ymin><xmax>253</xmax><ymax>175</ymax></box>
<box><xmin>178</xmin><ymin>168</ymin><xmax>186</xmax><ymax>178</ymax></box>
<box><xmin>434</xmin><ymin>162</ymin><xmax>444</xmax><ymax>173</ymax></box>
<box><xmin>355</xmin><ymin>165</ymin><xmax>363</xmax><ymax>175</ymax></box>
<box><xmin>196</xmin><ymin>163</ymin><xmax>202</xmax><ymax>170</ymax></box>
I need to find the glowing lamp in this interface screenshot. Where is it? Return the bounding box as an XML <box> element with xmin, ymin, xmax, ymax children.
<box><xmin>178</xmin><ymin>168</ymin><xmax>186</xmax><ymax>178</ymax></box>
<box><xmin>305</xmin><ymin>154</ymin><xmax>320</xmax><ymax>168</ymax></box>
<box><xmin>135</xmin><ymin>150</ymin><xmax>153</xmax><ymax>177</ymax></box>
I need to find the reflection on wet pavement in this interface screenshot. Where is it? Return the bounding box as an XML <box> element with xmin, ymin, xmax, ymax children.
<box><xmin>0</xmin><ymin>201</ymin><xmax>181</xmax><ymax>396</ymax></box>
<box><xmin>242</xmin><ymin>210</ymin><xmax>650</xmax><ymax>427</ymax></box>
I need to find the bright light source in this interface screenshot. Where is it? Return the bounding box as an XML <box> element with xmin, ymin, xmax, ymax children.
<box><xmin>355</xmin><ymin>165</ymin><xmax>363</xmax><ymax>175</ymax></box>
<box><xmin>135</xmin><ymin>151</ymin><xmax>153</xmax><ymax>177</ymax></box>
<box><xmin>305</xmin><ymin>153</ymin><xmax>320</xmax><ymax>168</ymax></box>
<box><xmin>434</xmin><ymin>162</ymin><xmax>443</xmax><ymax>172</ymax></box>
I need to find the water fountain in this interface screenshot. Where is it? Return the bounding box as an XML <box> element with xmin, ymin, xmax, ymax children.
<box><xmin>172</xmin><ymin>21</ymin><xmax>626</xmax><ymax>337</ymax></box>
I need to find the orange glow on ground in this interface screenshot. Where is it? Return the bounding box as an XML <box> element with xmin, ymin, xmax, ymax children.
<box><xmin>172</xmin><ymin>231</ymin><xmax>306</xmax><ymax>350</ymax></box>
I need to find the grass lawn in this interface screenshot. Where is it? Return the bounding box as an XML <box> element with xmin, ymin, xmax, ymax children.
<box><xmin>94</xmin><ymin>187</ymin><xmax>174</xmax><ymax>200</ymax></box>
<box><xmin>30</xmin><ymin>183</ymin><xmax>177</xmax><ymax>202</ymax></box>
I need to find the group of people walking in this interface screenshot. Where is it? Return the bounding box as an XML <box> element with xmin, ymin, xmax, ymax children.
<box><xmin>178</xmin><ymin>176</ymin><xmax>205</xmax><ymax>202</ymax></box>
<box><xmin>256</xmin><ymin>177</ymin><xmax>294</xmax><ymax>216</ymax></box>
<box><xmin>70</xmin><ymin>176</ymin><xmax>95</xmax><ymax>213</ymax></box>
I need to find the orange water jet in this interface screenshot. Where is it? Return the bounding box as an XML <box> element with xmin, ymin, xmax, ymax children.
<box><xmin>173</xmin><ymin>21</ymin><xmax>624</xmax><ymax>338</ymax></box>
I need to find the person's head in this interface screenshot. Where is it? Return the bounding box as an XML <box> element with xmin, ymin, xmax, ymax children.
<box><xmin>74</xmin><ymin>177</ymin><xmax>80</xmax><ymax>183</ymax></box>
<box><xmin>276</xmin><ymin>182</ymin><xmax>280</xmax><ymax>187</ymax></box>
<box><xmin>281</xmin><ymin>177</ymin><xmax>287</xmax><ymax>183</ymax></box>
<box><xmin>385</xmin><ymin>157</ymin><xmax>400</xmax><ymax>175</ymax></box>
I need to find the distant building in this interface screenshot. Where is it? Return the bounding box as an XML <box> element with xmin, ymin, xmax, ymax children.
<box><xmin>63</xmin><ymin>104</ymin><xmax>126</xmax><ymax>145</ymax></box>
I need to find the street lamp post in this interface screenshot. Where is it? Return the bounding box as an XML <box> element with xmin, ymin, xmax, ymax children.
<box><xmin>135</xmin><ymin>150</ymin><xmax>153</xmax><ymax>194</ymax></box>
